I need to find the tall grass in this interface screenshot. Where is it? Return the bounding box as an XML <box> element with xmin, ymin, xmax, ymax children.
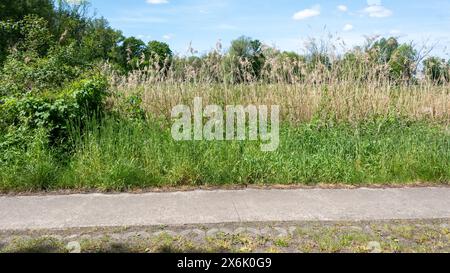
<box><xmin>104</xmin><ymin>44</ymin><xmax>449</xmax><ymax>126</ymax></box>
<box><xmin>1</xmin><ymin>117</ymin><xmax>448</xmax><ymax>192</ymax></box>
<box><xmin>0</xmin><ymin>129</ymin><xmax>59</xmax><ymax>191</ymax></box>
<box><xmin>62</xmin><ymin>117</ymin><xmax>450</xmax><ymax>190</ymax></box>
<box><xmin>108</xmin><ymin>82</ymin><xmax>449</xmax><ymax>125</ymax></box>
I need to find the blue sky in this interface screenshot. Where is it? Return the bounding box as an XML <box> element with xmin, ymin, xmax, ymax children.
<box><xmin>88</xmin><ymin>0</ymin><xmax>450</xmax><ymax>57</ymax></box>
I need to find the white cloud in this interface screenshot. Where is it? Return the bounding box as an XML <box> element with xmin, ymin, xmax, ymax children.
<box><xmin>338</xmin><ymin>5</ymin><xmax>348</xmax><ymax>12</ymax></box>
<box><xmin>163</xmin><ymin>34</ymin><xmax>173</xmax><ymax>40</ymax></box>
<box><xmin>293</xmin><ymin>5</ymin><xmax>321</xmax><ymax>20</ymax></box>
<box><xmin>343</xmin><ymin>24</ymin><xmax>354</xmax><ymax>31</ymax></box>
<box><xmin>146</xmin><ymin>0</ymin><xmax>168</xmax><ymax>4</ymax></box>
<box><xmin>363</xmin><ymin>1</ymin><xmax>392</xmax><ymax>18</ymax></box>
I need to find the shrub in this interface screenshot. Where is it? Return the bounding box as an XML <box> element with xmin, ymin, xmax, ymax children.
<box><xmin>0</xmin><ymin>43</ymin><xmax>88</xmax><ymax>97</ymax></box>
<box><xmin>0</xmin><ymin>76</ymin><xmax>108</xmax><ymax>144</ymax></box>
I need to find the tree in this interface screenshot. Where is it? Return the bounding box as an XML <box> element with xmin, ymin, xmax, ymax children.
<box><xmin>0</xmin><ymin>0</ymin><xmax>105</xmax><ymax>65</ymax></box>
<box><xmin>114</xmin><ymin>37</ymin><xmax>146</xmax><ymax>71</ymax></box>
<box><xmin>368</xmin><ymin>37</ymin><xmax>417</xmax><ymax>82</ymax></box>
<box><xmin>146</xmin><ymin>40</ymin><xmax>173</xmax><ymax>70</ymax></box>
<box><xmin>424</xmin><ymin>57</ymin><xmax>449</xmax><ymax>84</ymax></box>
<box><xmin>388</xmin><ymin>44</ymin><xmax>416</xmax><ymax>82</ymax></box>
<box><xmin>0</xmin><ymin>15</ymin><xmax>54</xmax><ymax>64</ymax></box>
<box><xmin>80</xmin><ymin>18</ymin><xmax>123</xmax><ymax>62</ymax></box>
<box><xmin>0</xmin><ymin>0</ymin><xmax>54</xmax><ymax>21</ymax></box>
<box><xmin>52</xmin><ymin>0</ymin><xmax>92</xmax><ymax>46</ymax></box>
<box><xmin>1</xmin><ymin>0</ymin><xmax>55</xmax><ymax>64</ymax></box>
<box><xmin>0</xmin><ymin>3</ymin><xmax>93</xmax><ymax>96</ymax></box>
<box><xmin>227</xmin><ymin>36</ymin><xmax>266</xmax><ymax>82</ymax></box>
<box><xmin>369</xmin><ymin>37</ymin><xmax>399</xmax><ymax>64</ymax></box>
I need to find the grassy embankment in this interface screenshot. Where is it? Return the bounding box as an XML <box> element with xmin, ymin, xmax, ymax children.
<box><xmin>1</xmin><ymin>81</ymin><xmax>448</xmax><ymax>192</ymax></box>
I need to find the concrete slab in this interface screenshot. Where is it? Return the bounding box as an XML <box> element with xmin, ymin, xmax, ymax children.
<box><xmin>0</xmin><ymin>187</ymin><xmax>449</xmax><ymax>230</ymax></box>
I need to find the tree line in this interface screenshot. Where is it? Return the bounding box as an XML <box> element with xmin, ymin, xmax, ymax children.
<box><xmin>1</xmin><ymin>0</ymin><xmax>449</xmax><ymax>96</ymax></box>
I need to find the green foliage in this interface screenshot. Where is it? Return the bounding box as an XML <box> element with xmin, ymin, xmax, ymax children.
<box><xmin>113</xmin><ymin>36</ymin><xmax>147</xmax><ymax>71</ymax></box>
<box><xmin>368</xmin><ymin>37</ymin><xmax>417</xmax><ymax>82</ymax></box>
<box><xmin>0</xmin><ymin>15</ymin><xmax>54</xmax><ymax>64</ymax></box>
<box><xmin>369</xmin><ymin>37</ymin><xmax>399</xmax><ymax>64</ymax></box>
<box><xmin>0</xmin><ymin>0</ymin><xmax>54</xmax><ymax>21</ymax></box>
<box><xmin>0</xmin><ymin>76</ymin><xmax>108</xmax><ymax>143</ymax></box>
<box><xmin>17</xmin><ymin>15</ymin><xmax>54</xmax><ymax>55</ymax></box>
<box><xmin>388</xmin><ymin>44</ymin><xmax>416</xmax><ymax>82</ymax></box>
<box><xmin>0</xmin><ymin>1</ymin><xmax>124</xmax><ymax>71</ymax></box>
<box><xmin>0</xmin><ymin>127</ymin><xmax>59</xmax><ymax>191</ymax></box>
<box><xmin>227</xmin><ymin>36</ymin><xmax>266</xmax><ymax>82</ymax></box>
<box><xmin>0</xmin><ymin>43</ymin><xmax>88</xmax><ymax>97</ymax></box>
<box><xmin>424</xmin><ymin>57</ymin><xmax>450</xmax><ymax>84</ymax></box>
<box><xmin>79</xmin><ymin>18</ymin><xmax>123</xmax><ymax>62</ymax></box>
<box><xmin>0</xmin><ymin>1</ymin><xmax>449</xmax><ymax>193</ymax></box>
<box><xmin>59</xmin><ymin>118</ymin><xmax>450</xmax><ymax>189</ymax></box>
<box><xmin>0</xmin><ymin>13</ymin><xmax>97</xmax><ymax>97</ymax></box>
<box><xmin>146</xmin><ymin>40</ymin><xmax>173</xmax><ymax>70</ymax></box>
<box><xmin>52</xmin><ymin>0</ymin><xmax>92</xmax><ymax>45</ymax></box>
<box><xmin>111</xmin><ymin>93</ymin><xmax>146</xmax><ymax>121</ymax></box>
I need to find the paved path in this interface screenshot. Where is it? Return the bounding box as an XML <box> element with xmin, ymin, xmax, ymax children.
<box><xmin>1</xmin><ymin>187</ymin><xmax>449</xmax><ymax>230</ymax></box>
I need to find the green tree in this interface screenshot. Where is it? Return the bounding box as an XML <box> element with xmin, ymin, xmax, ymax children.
<box><xmin>388</xmin><ymin>44</ymin><xmax>416</xmax><ymax>82</ymax></box>
<box><xmin>0</xmin><ymin>0</ymin><xmax>97</xmax><ymax>66</ymax></box>
<box><xmin>114</xmin><ymin>37</ymin><xmax>146</xmax><ymax>71</ymax></box>
<box><xmin>52</xmin><ymin>0</ymin><xmax>91</xmax><ymax>46</ymax></box>
<box><xmin>368</xmin><ymin>37</ymin><xmax>417</xmax><ymax>82</ymax></box>
<box><xmin>369</xmin><ymin>37</ymin><xmax>399</xmax><ymax>64</ymax></box>
<box><xmin>80</xmin><ymin>18</ymin><xmax>123</xmax><ymax>62</ymax></box>
<box><xmin>146</xmin><ymin>40</ymin><xmax>173</xmax><ymax>70</ymax></box>
<box><xmin>0</xmin><ymin>0</ymin><xmax>54</xmax><ymax>21</ymax></box>
<box><xmin>227</xmin><ymin>36</ymin><xmax>266</xmax><ymax>82</ymax></box>
<box><xmin>0</xmin><ymin>16</ymin><xmax>87</xmax><ymax>97</ymax></box>
<box><xmin>1</xmin><ymin>0</ymin><xmax>54</xmax><ymax>64</ymax></box>
<box><xmin>424</xmin><ymin>57</ymin><xmax>449</xmax><ymax>84</ymax></box>
<box><xmin>0</xmin><ymin>15</ymin><xmax>54</xmax><ymax>64</ymax></box>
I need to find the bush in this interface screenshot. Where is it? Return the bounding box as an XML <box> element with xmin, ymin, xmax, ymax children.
<box><xmin>0</xmin><ymin>76</ymin><xmax>108</xmax><ymax>143</ymax></box>
<box><xmin>0</xmin><ymin>43</ymin><xmax>88</xmax><ymax>97</ymax></box>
